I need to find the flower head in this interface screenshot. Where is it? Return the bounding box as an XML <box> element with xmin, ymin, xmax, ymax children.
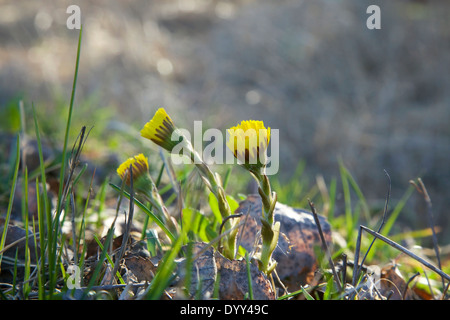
<box><xmin>117</xmin><ymin>153</ymin><xmax>149</xmax><ymax>185</ymax></box>
<box><xmin>227</xmin><ymin>120</ymin><xmax>271</xmax><ymax>167</ymax></box>
<box><xmin>140</xmin><ymin>108</ymin><xmax>180</xmax><ymax>152</ymax></box>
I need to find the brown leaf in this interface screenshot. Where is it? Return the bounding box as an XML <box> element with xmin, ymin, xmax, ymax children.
<box><xmin>85</xmin><ymin>231</ymin><xmax>141</xmax><ymax>258</ymax></box>
<box><xmin>379</xmin><ymin>264</ymin><xmax>419</xmax><ymax>300</ymax></box>
<box><xmin>412</xmin><ymin>285</ymin><xmax>435</xmax><ymax>300</ymax></box>
<box><xmin>124</xmin><ymin>255</ymin><xmax>156</xmax><ymax>282</ymax></box>
<box><xmin>122</xmin><ymin>238</ymin><xmax>156</xmax><ymax>283</ymax></box>
<box><xmin>0</xmin><ymin>223</ymin><xmax>39</xmax><ymax>265</ymax></box>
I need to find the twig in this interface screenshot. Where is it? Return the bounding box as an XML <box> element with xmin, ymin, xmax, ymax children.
<box><xmin>441</xmin><ymin>282</ymin><xmax>450</xmax><ymax>300</ymax></box>
<box><xmin>352</xmin><ymin>226</ymin><xmax>363</xmax><ymax>286</ymax></box>
<box><xmin>70</xmin><ymin>191</ymin><xmax>78</xmax><ymax>264</ymax></box>
<box><xmin>61</xmin><ymin>126</ymin><xmax>91</xmax><ymax>208</ymax></box>
<box><xmin>0</xmin><ymin>234</ymin><xmax>40</xmax><ymax>255</ymax></box>
<box><xmin>341</xmin><ymin>254</ymin><xmax>347</xmax><ymax>286</ymax></box>
<box><xmin>272</xmin><ymin>267</ymin><xmax>289</xmax><ymax>297</ymax></box>
<box><xmin>421</xmin><ymin>268</ymin><xmax>435</xmax><ymax>300</ymax></box>
<box><xmin>308</xmin><ymin>199</ymin><xmax>342</xmax><ymax>292</ymax></box>
<box><xmin>80</xmin><ymin>282</ymin><xmax>149</xmax><ymax>292</ymax></box>
<box><xmin>402</xmin><ymin>272</ymin><xmax>420</xmax><ymax>300</ymax></box>
<box><xmin>354</xmin><ymin>170</ymin><xmax>391</xmax><ymax>285</ymax></box>
<box><xmin>385</xmin><ymin>290</ymin><xmax>394</xmax><ymax>300</ymax></box>
<box><xmin>410</xmin><ymin>178</ymin><xmax>444</xmax><ymax>289</ymax></box>
<box><xmin>245</xmin><ymin>251</ymin><xmax>254</xmax><ymax>300</ymax></box>
<box><xmin>110</xmin><ymin>164</ymin><xmax>135</xmax><ymax>285</ymax></box>
<box><xmin>56</xmin><ymin>126</ymin><xmax>91</xmax><ymax>263</ymax></box>
<box><xmin>360</xmin><ymin>225</ymin><xmax>450</xmax><ymax>282</ymax></box>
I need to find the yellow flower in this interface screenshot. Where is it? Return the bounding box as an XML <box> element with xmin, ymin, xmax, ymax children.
<box><xmin>227</xmin><ymin>120</ymin><xmax>271</xmax><ymax>166</ymax></box>
<box><xmin>117</xmin><ymin>153</ymin><xmax>180</xmax><ymax>236</ymax></box>
<box><xmin>117</xmin><ymin>153</ymin><xmax>149</xmax><ymax>185</ymax></box>
<box><xmin>140</xmin><ymin>108</ymin><xmax>179</xmax><ymax>151</ymax></box>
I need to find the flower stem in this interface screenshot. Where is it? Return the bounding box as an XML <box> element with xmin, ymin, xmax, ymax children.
<box><xmin>250</xmin><ymin>168</ymin><xmax>279</xmax><ymax>275</ymax></box>
<box><xmin>136</xmin><ymin>174</ymin><xmax>179</xmax><ymax>234</ymax></box>
<box><xmin>188</xmin><ymin>145</ymin><xmax>238</xmax><ymax>259</ymax></box>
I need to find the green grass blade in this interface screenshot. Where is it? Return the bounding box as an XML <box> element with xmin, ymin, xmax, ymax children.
<box><xmin>339</xmin><ymin>161</ymin><xmax>354</xmax><ymax>241</ymax></box>
<box><xmin>327</xmin><ymin>177</ymin><xmax>337</xmax><ymax>223</ymax></box>
<box><xmin>35</xmin><ymin>177</ymin><xmax>46</xmax><ymax>299</ymax></box>
<box><xmin>109</xmin><ymin>183</ymin><xmax>175</xmax><ymax>243</ymax></box>
<box><xmin>13</xmin><ymin>248</ymin><xmax>19</xmax><ymax>297</ymax></box>
<box><xmin>56</xmin><ymin>25</ymin><xmax>82</xmax><ymax>215</ymax></box>
<box><xmin>146</xmin><ymin>232</ymin><xmax>184</xmax><ymax>299</ymax></box>
<box><xmin>49</xmin><ymin>25</ymin><xmax>83</xmax><ymax>298</ymax></box>
<box><xmin>277</xmin><ymin>286</ymin><xmax>314</xmax><ymax>300</ymax></box>
<box><xmin>142</xmin><ymin>163</ymin><xmax>165</xmax><ymax>239</ymax></box>
<box><xmin>0</xmin><ymin>135</ymin><xmax>20</xmax><ymax>267</ymax></box>
<box><xmin>82</xmin><ymin>226</ymin><xmax>114</xmax><ymax>298</ymax></box>
<box><xmin>146</xmin><ymin>229</ymin><xmax>162</xmax><ymax>257</ymax></box>
<box><xmin>22</xmin><ymin>167</ymin><xmax>31</xmax><ymax>299</ymax></box>
<box><xmin>383</xmin><ymin>184</ymin><xmax>414</xmax><ymax>237</ymax></box>
<box><xmin>342</xmin><ymin>165</ymin><xmax>370</xmax><ymax>221</ymax></box>
<box><xmin>245</xmin><ymin>251</ymin><xmax>254</xmax><ymax>300</ymax></box>
<box><xmin>366</xmin><ymin>185</ymin><xmax>414</xmax><ymax>261</ymax></box>
<box><xmin>223</xmin><ymin>166</ymin><xmax>232</xmax><ymax>190</ymax></box>
<box><xmin>301</xmin><ymin>286</ymin><xmax>315</xmax><ymax>300</ymax></box>
<box><xmin>77</xmin><ymin>171</ymin><xmax>96</xmax><ymax>270</ymax></box>
<box><xmin>93</xmin><ymin>235</ymin><xmax>125</xmax><ymax>285</ymax></box>
<box><xmin>32</xmin><ymin>104</ymin><xmax>56</xmax><ymax>298</ymax></box>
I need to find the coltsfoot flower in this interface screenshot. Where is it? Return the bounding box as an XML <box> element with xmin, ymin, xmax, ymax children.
<box><xmin>116</xmin><ymin>153</ymin><xmax>149</xmax><ymax>185</ymax></box>
<box><xmin>117</xmin><ymin>153</ymin><xmax>179</xmax><ymax>234</ymax></box>
<box><xmin>140</xmin><ymin>108</ymin><xmax>181</xmax><ymax>152</ymax></box>
<box><xmin>141</xmin><ymin>108</ymin><xmax>237</xmax><ymax>260</ymax></box>
<box><xmin>227</xmin><ymin>119</ymin><xmax>278</xmax><ymax>275</ymax></box>
<box><xmin>227</xmin><ymin>120</ymin><xmax>271</xmax><ymax>170</ymax></box>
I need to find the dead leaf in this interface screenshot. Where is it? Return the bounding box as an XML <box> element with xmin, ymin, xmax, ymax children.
<box><xmin>0</xmin><ymin>223</ymin><xmax>39</xmax><ymax>265</ymax></box>
<box><xmin>85</xmin><ymin>231</ymin><xmax>141</xmax><ymax>258</ymax></box>
<box><xmin>379</xmin><ymin>264</ymin><xmax>419</xmax><ymax>300</ymax></box>
<box><xmin>124</xmin><ymin>254</ymin><xmax>156</xmax><ymax>282</ymax></box>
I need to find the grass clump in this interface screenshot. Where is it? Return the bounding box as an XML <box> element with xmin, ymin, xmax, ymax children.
<box><xmin>0</xmin><ymin>27</ymin><xmax>449</xmax><ymax>301</ymax></box>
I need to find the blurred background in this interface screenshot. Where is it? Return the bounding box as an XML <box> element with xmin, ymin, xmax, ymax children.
<box><xmin>1</xmin><ymin>0</ymin><xmax>449</xmax><ymax>242</ymax></box>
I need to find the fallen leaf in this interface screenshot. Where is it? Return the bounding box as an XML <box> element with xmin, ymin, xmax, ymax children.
<box><xmin>0</xmin><ymin>223</ymin><xmax>39</xmax><ymax>265</ymax></box>
<box><xmin>379</xmin><ymin>264</ymin><xmax>419</xmax><ymax>300</ymax></box>
<box><xmin>124</xmin><ymin>246</ymin><xmax>156</xmax><ymax>283</ymax></box>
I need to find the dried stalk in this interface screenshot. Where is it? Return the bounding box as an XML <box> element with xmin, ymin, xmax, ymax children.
<box><xmin>308</xmin><ymin>199</ymin><xmax>342</xmax><ymax>292</ymax></box>
<box><xmin>360</xmin><ymin>225</ymin><xmax>450</xmax><ymax>282</ymax></box>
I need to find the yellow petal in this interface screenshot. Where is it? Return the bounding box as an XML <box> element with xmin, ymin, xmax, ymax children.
<box><xmin>140</xmin><ymin>108</ymin><xmax>178</xmax><ymax>151</ymax></box>
<box><xmin>117</xmin><ymin>153</ymin><xmax>149</xmax><ymax>183</ymax></box>
<box><xmin>226</xmin><ymin>120</ymin><xmax>270</xmax><ymax>165</ymax></box>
